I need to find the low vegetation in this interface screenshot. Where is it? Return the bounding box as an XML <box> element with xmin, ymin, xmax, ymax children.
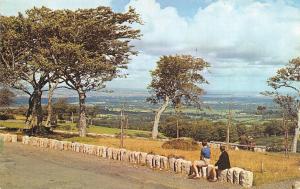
<box><xmin>162</xmin><ymin>138</ymin><xmax>199</xmax><ymax>151</ymax></box>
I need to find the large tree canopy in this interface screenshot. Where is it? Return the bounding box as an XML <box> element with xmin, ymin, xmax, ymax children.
<box><xmin>32</xmin><ymin>6</ymin><xmax>141</xmax><ymax>136</ymax></box>
<box><xmin>0</xmin><ymin>11</ymin><xmax>59</xmax><ymax>130</ymax></box>
<box><xmin>0</xmin><ymin>6</ymin><xmax>141</xmax><ymax>136</ymax></box>
<box><xmin>148</xmin><ymin>55</ymin><xmax>209</xmax><ymax>139</ymax></box>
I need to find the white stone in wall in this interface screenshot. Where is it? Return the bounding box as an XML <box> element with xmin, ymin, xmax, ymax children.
<box><xmin>107</xmin><ymin>147</ymin><xmax>113</xmax><ymax>159</ymax></box>
<box><xmin>11</xmin><ymin>134</ymin><xmax>17</xmax><ymax>143</ymax></box>
<box><xmin>134</xmin><ymin>152</ymin><xmax>141</xmax><ymax>164</ymax></box>
<box><xmin>112</xmin><ymin>148</ymin><xmax>119</xmax><ymax>160</ymax></box>
<box><xmin>123</xmin><ymin>150</ymin><xmax>131</xmax><ymax>162</ymax></box>
<box><xmin>146</xmin><ymin>154</ymin><xmax>154</xmax><ymax>168</ymax></box>
<box><xmin>233</xmin><ymin>167</ymin><xmax>244</xmax><ymax>184</ymax></box>
<box><xmin>218</xmin><ymin>169</ymin><xmax>228</xmax><ymax>182</ymax></box>
<box><xmin>227</xmin><ymin>167</ymin><xmax>240</xmax><ymax>184</ymax></box>
<box><xmin>57</xmin><ymin>141</ymin><xmax>64</xmax><ymax>151</ymax></box>
<box><xmin>22</xmin><ymin>136</ymin><xmax>29</xmax><ymax>144</ymax></box>
<box><xmin>292</xmin><ymin>181</ymin><xmax>300</xmax><ymax>189</ymax></box>
<box><xmin>175</xmin><ymin>159</ymin><xmax>184</xmax><ymax>173</ymax></box>
<box><xmin>201</xmin><ymin>166</ymin><xmax>207</xmax><ymax>178</ymax></box>
<box><xmin>139</xmin><ymin>152</ymin><xmax>147</xmax><ymax>165</ymax></box>
<box><xmin>168</xmin><ymin>158</ymin><xmax>176</xmax><ymax>172</ymax></box>
<box><xmin>128</xmin><ymin>151</ymin><xmax>135</xmax><ymax>163</ymax></box>
<box><xmin>181</xmin><ymin>160</ymin><xmax>192</xmax><ymax>175</ymax></box>
<box><xmin>154</xmin><ymin>155</ymin><xmax>161</xmax><ymax>169</ymax></box>
<box><xmin>239</xmin><ymin>170</ymin><xmax>253</xmax><ymax>188</ymax></box>
<box><xmin>101</xmin><ymin>146</ymin><xmax>108</xmax><ymax>158</ymax></box>
<box><xmin>119</xmin><ymin>149</ymin><xmax>127</xmax><ymax>161</ymax></box>
<box><xmin>160</xmin><ymin>156</ymin><xmax>168</xmax><ymax>170</ymax></box>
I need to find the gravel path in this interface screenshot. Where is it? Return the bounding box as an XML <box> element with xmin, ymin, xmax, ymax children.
<box><xmin>0</xmin><ymin>142</ymin><xmax>297</xmax><ymax>189</ymax></box>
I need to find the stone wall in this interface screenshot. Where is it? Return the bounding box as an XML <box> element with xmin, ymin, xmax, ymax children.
<box><xmin>0</xmin><ymin>133</ymin><xmax>254</xmax><ymax>187</ymax></box>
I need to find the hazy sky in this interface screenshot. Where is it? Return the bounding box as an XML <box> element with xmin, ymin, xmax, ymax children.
<box><xmin>1</xmin><ymin>0</ymin><xmax>300</xmax><ymax>93</ymax></box>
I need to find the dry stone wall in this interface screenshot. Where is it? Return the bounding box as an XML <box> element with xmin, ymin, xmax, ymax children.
<box><xmin>0</xmin><ymin>133</ymin><xmax>253</xmax><ymax>187</ymax></box>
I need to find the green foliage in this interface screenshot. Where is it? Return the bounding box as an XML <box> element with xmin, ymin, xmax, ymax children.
<box><xmin>162</xmin><ymin>138</ymin><xmax>199</xmax><ymax>151</ymax></box>
<box><xmin>0</xmin><ymin>113</ymin><xmax>15</xmax><ymax>120</ymax></box>
<box><xmin>160</xmin><ymin>117</ymin><xmax>239</xmax><ymax>142</ymax></box>
<box><xmin>148</xmin><ymin>55</ymin><xmax>209</xmax><ymax>107</ymax></box>
<box><xmin>0</xmin><ymin>88</ymin><xmax>15</xmax><ymax>107</ymax></box>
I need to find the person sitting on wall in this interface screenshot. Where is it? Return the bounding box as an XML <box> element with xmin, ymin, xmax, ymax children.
<box><xmin>190</xmin><ymin>140</ymin><xmax>211</xmax><ymax>178</ymax></box>
<box><xmin>209</xmin><ymin>145</ymin><xmax>231</xmax><ymax>182</ymax></box>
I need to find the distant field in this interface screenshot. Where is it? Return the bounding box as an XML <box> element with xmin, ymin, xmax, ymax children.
<box><xmin>0</xmin><ymin>119</ymin><xmax>164</xmax><ymax>139</ymax></box>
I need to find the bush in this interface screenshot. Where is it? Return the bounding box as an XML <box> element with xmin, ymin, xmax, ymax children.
<box><xmin>160</xmin><ymin>117</ymin><xmax>239</xmax><ymax>142</ymax></box>
<box><xmin>0</xmin><ymin>113</ymin><xmax>15</xmax><ymax>120</ymax></box>
<box><xmin>162</xmin><ymin>138</ymin><xmax>199</xmax><ymax>151</ymax></box>
<box><xmin>60</xmin><ymin>124</ymin><xmax>72</xmax><ymax>131</ymax></box>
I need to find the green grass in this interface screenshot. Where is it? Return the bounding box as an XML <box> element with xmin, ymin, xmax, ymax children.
<box><xmin>0</xmin><ymin>120</ymin><xmax>27</xmax><ymax>129</ymax></box>
<box><xmin>0</xmin><ymin>119</ymin><xmax>164</xmax><ymax>139</ymax></box>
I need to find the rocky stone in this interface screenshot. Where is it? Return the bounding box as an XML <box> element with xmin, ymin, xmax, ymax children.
<box><xmin>11</xmin><ymin>134</ymin><xmax>17</xmax><ymax>143</ymax></box>
<box><xmin>160</xmin><ymin>156</ymin><xmax>169</xmax><ymax>170</ymax></box>
<box><xmin>134</xmin><ymin>152</ymin><xmax>141</xmax><ymax>164</ymax></box>
<box><xmin>239</xmin><ymin>170</ymin><xmax>253</xmax><ymax>188</ymax></box>
<box><xmin>154</xmin><ymin>155</ymin><xmax>161</xmax><ymax>169</ymax></box>
<box><xmin>227</xmin><ymin>167</ymin><xmax>240</xmax><ymax>184</ymax></box>
<box><xmin>181</xmin><ymin>160</ymin><xmax>192</xmax><ymax>175</ymax></box>
<box><xmin>139</xmin><ymin>152</ymin><xmax>148</xmax><ymax>165</ymax></box>
<box><xmin>22</xmin><ymin>136</ymin><xmax>30</xmax><ymax>144</ymax></box>
<box><xmin>175</xmin><ymin>159</ymin><xmax>184</xmax><ymax>173</ymax></box>
<box><xmin>146</xmin><ymin>154</ymin><xmax>154</xmax><ymax>168</ymax></box>
<box><xmin>292</xmin><ymin>181</ymin><xmax>300</xmax><ymax>189</ymax></box>
<box><xmin>168</xmin><ymin>158</ymin><xmax>176</xmax><ymax>172</ymax></box>
<box><xmin>233</xmin><ymin>167</ymin><xmax>244</xmax><ymax>184</ymax></box>
<box><xmin>218</xmin><ymin>169</ymin><xmax>228</xmax><ymax>182</ymax></box>
<box><xmin>201</xmin><ymin>166</ymin><xmax>207</xmax><ymax>178</ymax></box>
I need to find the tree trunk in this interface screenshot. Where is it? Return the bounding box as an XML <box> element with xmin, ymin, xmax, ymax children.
<box><xmin>35</xmin><ymin>89</ymin><xmax>43</xmax><ymax>132</ymax></box>
<box><xmin>25</xmin><ymin>94</ymin><xmax>34</xmax><ymax>125</ymax></box>
<box><xmin>176</xmin><ymin>118</ymin><xmax>179</xmax><ymax>139</ymax></box>
<box><xmin>45</xmin><ymin>81</ymin><xmax>58</xmax><ymax>127</ymax></box>
<box><xmin>78</xmin><ymin>91</ymin><xmax>87</xmax><ymax>137</ymax></box>
<box><xmin>30</xmin><ymin>89</ymin><xmax>43</xmax><ymax>133</ymax></box>
<box><xmin>152</xmin><ymin>96</ymin><xmax>169</xmax><ymax>139</ymax></box>
<box><xmin>291</xmin><ymin>107</ymin><xmax>300</xmax><ymax>153</ymax></box>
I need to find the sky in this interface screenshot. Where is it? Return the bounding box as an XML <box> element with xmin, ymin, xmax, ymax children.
<box><xmin>1</xmin><ymin>0</ymin><xmax>300</xmax><ymax>94</ymax></box>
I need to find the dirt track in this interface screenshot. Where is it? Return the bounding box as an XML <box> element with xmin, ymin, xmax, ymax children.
<box><xmin>0</xmin><ymin>142</ymin><xmax>297</xmax><ymax>189</ymax></box>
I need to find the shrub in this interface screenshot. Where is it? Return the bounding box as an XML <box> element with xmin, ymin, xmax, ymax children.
<box><xmin>0</xmin><ymin>113</ymin><xmax>15</xmax><ymax>120</ymax></box>
<box><xmin>162</xmin><ymin>138</ymin><xmax>199</xmax><ymax>151</ymax></box>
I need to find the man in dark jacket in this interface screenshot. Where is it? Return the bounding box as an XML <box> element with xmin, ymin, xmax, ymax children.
<box><xmin>210</xmin><ymin>145</ymin><xmax>231</xmax><ymax>181</ymax></box>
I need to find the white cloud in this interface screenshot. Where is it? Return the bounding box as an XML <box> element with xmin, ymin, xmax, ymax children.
<box><xmin>123</xmin><ymin>0</ymin><xmax>300</xmax><ymax>92</ymax></box>
<box><xmin>0</xmin><ymin>0</ymin><xmax>112</xmax><ymax>15</ymax></box>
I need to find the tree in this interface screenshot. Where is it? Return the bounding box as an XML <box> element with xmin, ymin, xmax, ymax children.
<box><xmin>53</xmin><ymin>98</ymin><xmax>69</xmax><ymax>120</ymax></box>
<box><xmin>45</xmin><ymin>80</ymin><xmax>59</xmax><ymax>127</ymax></box>
<box><xmin>42</xmin><ymin>7</ymin><xmax>141</xmax><ymax>137</ymax></box>
<box><xmin>266</xmin><ymin>57</ymin><xmax>300</xmax><ymax>153</ymax></box>
<box><xmin>257</xmin><ymin>105</ymin><xmax>267</xmax><ymax>120</ymax></box>
<box><xmin>0</xmin><ymin>9</ymin><xmax>60</xmax><ymax>132</ymax></box>
<box><xmin>147</xmin><ymin>55</ymin><xmax>209</xmax><ymax>139</ymax></box>
<box><xmin>0</xmin><ymin>88</ymin><xmax>15</xmax><ymax>108</ymax></box>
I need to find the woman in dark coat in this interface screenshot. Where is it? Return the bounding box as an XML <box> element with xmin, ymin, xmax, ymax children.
<box><xmin>210</xmin><ymin>145</ymin><xmax>231</xmax><ymax>182</ymax></box>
